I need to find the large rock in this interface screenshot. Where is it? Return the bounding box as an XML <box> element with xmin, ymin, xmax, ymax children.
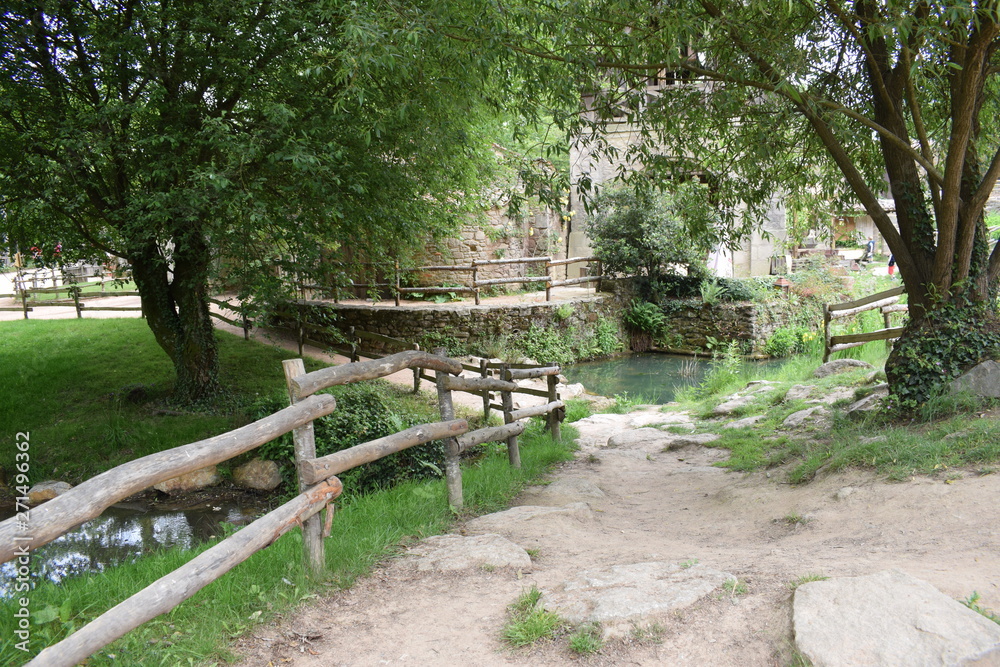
<box><xmin>409</xmin><ymin>533</ymin><xmax>532</xmax><ymax>572</ymax></box>
<box><xmin>844</xmin><ymin>384</ymin><xmax>890</xmax><ymax>415</ymax></box>
<box><xmin>518</xmin><ymin>478</ymin><xmax>606</xmax><ymax>506</ymax></box>
<box><xmin>465</xmin><ymin>502</ymin><xmax>594</xmax><ymax>534</ymax></box>
<box><xmin>28</xmin><ymin>481</ymin><xmax>72</xmax><ymax>505</ymax></box>
<box><xmin>951</xmin><ymin>360</ymin><xmax>1000</xmax><ymax>399</ymax></box>
<box><xmin>153</xmin><ymin>465</ymin><xmax>220</xmax><ymax>495</ymax></box>
<box><xmin>784</xmin><ymin>384</ymin><xmax>815</xmax><ymax>402</ymax></box>
<box><xmin>543</xmin><ymin>561</ymin><xmax>734</xmax><ymax>638</ymax></box>
<box><xmin>783</xmin><ymin>406</ymin><xmax>831</xmax><ymax>429</ymax></box>
<box><xmin>813</xmin><ymin>359</ymin><xmax>873</xmax><ymax>378</ymax></box>
<box><xmin>712</xmin><ymin>384</ymin><xmax>777</xmax><ymax>416</ymax></box>
<box><xmin>607</xmin><ymin>428</ymin><xmax>720</xmax><ymax>452</ymax></box>
<box><xmin>233</xmin><ymin>458</ymin><xmax>283</xmax><ymax>491</ymax></box>
<box><xmin>794</xmin><ymin>570</ymin><xmax>1000</xmax><ymax>666</ymax></box>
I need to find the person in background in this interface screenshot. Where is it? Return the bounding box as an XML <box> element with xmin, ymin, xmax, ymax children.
<box><xmin>888</xmin><ymin>254</ymin><xmax>895</xmax><ymax>276</ymax></box>
<box><xmin>860</xmin><ymin>236</ymin><xmax>875</xmax><ymax>262</ymax></box>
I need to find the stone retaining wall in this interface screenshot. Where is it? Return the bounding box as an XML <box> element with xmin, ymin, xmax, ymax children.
<box><xmin>660</xmin><ymin>298</ymin><xmax>793</xmax><ymax>352</ymax></box>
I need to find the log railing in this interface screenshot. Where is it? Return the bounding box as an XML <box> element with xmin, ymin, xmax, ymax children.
<box><xmin>301</xmin><ymin>255</ymin><xmax>603</xmax><ymax>306</ymax></box>
<box><xmin>0</xmin><ymin>281</ymin><xmax>143</xmax><ymax>320</ymax></box>
<box><xmin>8</xmin><ymin>348</ymin><xmax>564</xmax><ymax>666</ymax></box>
<box><xmin>823</xmin><ymin>285</ymin><xmax>908</xmax><ymax>362</ymax></box>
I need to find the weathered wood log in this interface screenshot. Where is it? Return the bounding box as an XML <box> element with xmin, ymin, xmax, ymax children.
<box><xmin>507</xmin><ymin>366</ymin><xmax>560</xmax><ymax>380</ymax></box>
<box><xmin>829</xmin><ymin>327</ymin><xmax>906</xmax><ymax>346</ymax></box>
<box><xmin>456</xmin><ymin>422</ymin><xmax>527</xmax><ymax>452</ymax></box>
<box><xmin>0</xmin><ymin>393</ymin><xmax>337</xmax><ymax>564</ymax></box>
<box><xmin>298</xmin><ymin>419</ymin><xmax>468</xmax><ymax>486</ymax></box>
<box><xmin>880</xmin><ymin>303</ymin><xmax>910</xmax><ymax>314</ymax></box>
<box><xmin>508</xmin><ymin>400</ymin><xmax>565</xmax><ymax>422</ymax></box>
<box><xmin>78</xmin><ymin>305</ymin><xmax>144</xmax><ymax>311</ymax></box>
<box><xmin>397</xmin><ymin>286</ymin><xmax>476</xmax><ymax>294</ymax></box>
<box><xmin>26</xmin><ymin>479</ymin><xmax>343</xmax><ymax>667</ymax></box>
<box><xmin>473</xmin><ymin>275</ymin><xmax>549</xmax><ymax>287</ymax></box>
<box><xmin>827</xmin><ymin>296</ymin><xmax>901</xmax><ymax>319</ymax></box>
<box><xmin>547</xmin><ymin>374</ymin><xmax>561</xmax><ymax>441</ymax></box>
<box><xmin>511</xmin><ymin>386</ymin><xmax>551</xmax><ymax>399</ymax></box>
<box><xmin>290</xmin><ymin>350</ymin><xmax>463</xmax><ymax>399</ymax></box>
<box><xmin>472</xmin><ymin>256</ymin><xmax>551</xmax><ymax>266</ymax></box>
<box><xmin>827</xmin><ymin>285</ymin><xmax>905</xmax><ymax>313</ymax></box>
<box><xmin>443</xmin><ymin>375</ymin><xmax>517</xmax><ymax>393</ymax></box>
<box><xmin>500</xmin><ymin>365</ymin><xmax>521</xmax><ymax>468</ymax></box>
<box><xmin>434</xmin><ymin>358</ymin><xmax>464</xmax><ymax>509</ymax></box>
<box><xmin>547</xmin><ymin>256</ymin><xmax>598</xmax><ymax>267</ymax></box>
<box><xmin>209</xmin><ymin>312</ymin><xmax>243</xmax><ymax>328</ymax></box>
<box><xmin>549</xmin><ymin>276</ymin><xmax>601</xmax><ymax>287</ymax></box>
<box><xmin>414</xmin><ymin>265</ymin><xmax>476</xmax><ymax>272</ymax></box>
<box><xmin>284</xmin><ymin>359</ymin><xmax>324</xmax><ymax>576</ymax></box>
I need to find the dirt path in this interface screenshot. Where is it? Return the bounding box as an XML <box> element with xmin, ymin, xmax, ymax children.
<box><xmin>232</xmin><ymin>407</ymin><xmax>1000</xmax><ymax>666</ymax></box>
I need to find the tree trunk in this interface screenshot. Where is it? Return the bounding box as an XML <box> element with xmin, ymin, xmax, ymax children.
<box><xmin>129</xmin><ymin>234</ymin><xmax>220</xmax><ymax>403</ymax></box>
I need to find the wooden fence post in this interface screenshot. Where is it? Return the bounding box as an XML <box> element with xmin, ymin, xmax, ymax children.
<box><xmin>21</xmin><ymin>289</ymin><xmax>29</xmax><ymax>320</ymax></box>
<box><xmin>412</xmin><ymin>343</ymin><xmax>421</xmax><ymax>393</ymax></box>
<box><xmin>595</xmin><ymin>259</ymin><xmax>602</xmax><ymax>292</ymax></box>
<box><xmin>822</xmin><ymin>303</ymin><xmax>832</xmax><ymax>363</ymax></box>
<box><xmin>500</xmin><ymin>364</ymin><xmax>521</xmax><ymax>468</ymax></box>
<box><xmin>480</xmin><ymin>358</ymin><xmax>490</xmax><ymax>421</ymax></box>
<box><xmin>394</xmin><ymin>260</ymin><xmax>401</xmax><ymax>307</ymax></box>
<box><xmin>348</xmin><ymin>326</ymin><xmax>359</xmax><ymax>363</ymax></box>
<box><xmin>433</xmin><ymin>348</ymin><xmax>463</xmax><ymax>508</ymax></box>
<box><xmin>72</xmin><ymin>286</ymin><xmax>82</xmax><ymax>319</ymax></box>
<box><xmin>242</xmin><ymin>311</ymin><xmax>250</xmax><ymax>341</ymax></box>
<box><xmin>472</xmin><ymin>262</ymin><xmax>480</xmax><ymax>306</ymax></box>
<box><xmin>282</xmin><ymin>358</ymin><xmax>325</xmax><ymax>577</ymax></box>
<box><xmin>547</xmin><ymin>371</ymin><xmax>561</xmax><ymax>441</ymax></box>
<box><xmin>545</xmin><ymin>261</ymin><xmax>552</xmax><ymax>302</ymax></box>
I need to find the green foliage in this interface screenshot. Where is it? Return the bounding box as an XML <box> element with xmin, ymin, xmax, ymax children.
<box><xmin>586</xmin><ymin>186</ymin><xmax>715</xmax><ymax>281</ymax></box>
<box><xmin>504</xmin><ymin>586</ymin><xmax>562</xmax><ymax>647</ymax></box>
<box><xmin>591</xmin><ymin>317</ymin><xmax>625</xmax><ymax>357</ymax></box>
<box><xmin>624</xmin><ymin>299</ymin><xmax>666</xmax><ymax>336</ymax></box>
<box><xmin>418</xmin><ymin>331</ymin><xmax>467</xmax><ymax>358</ymax></box>
<box><xmin>699</xmin><ymin>279</ymin><xmax>726</xmax><ymax>305</ymax></box>
<box><xmin>961</xmin><ymin>592</ymin><xmax>1000</xmax><ymax>625</ymax></box>
<box><xmin>886</xmin><ymin>300</ymin><xmax>1000</xmax><ymax>412</ymax></box>
<box><xmin>255</xmin><ymin>382</ymin><xmax>443</xmax><ymax>495</ymax></box>
<box><xmin>568</xmin><ymin>624</ymin><xmax>604</xmax><ymax>655</ymax></box>
<box><xmin>554</xmin><ymin>303</ymin><xmax>575</xmax><ymax>321</ymax></box>
<box><xmin>764</xmin><ymin>325</ymin><xmax>817</xmax><ymax>358</ymax></box>
<box><xmin>512</xmin><ymin>325</ymin><xmax>575</xmax><ymax>365</ymax></box>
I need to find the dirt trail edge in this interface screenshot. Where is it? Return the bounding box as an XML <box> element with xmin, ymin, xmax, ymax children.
<box><xmin>233</xmin><ymin>406</ymin><xmax>1000</xmax><ymax>666</ymax></box>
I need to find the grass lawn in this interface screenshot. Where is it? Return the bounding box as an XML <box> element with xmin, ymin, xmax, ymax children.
<box><xmin>0</xmin><ymin>318</ymin><xmax>329</xmax><ymax>485</ymax></box>
<box><xmin>0</xmin><ymin>318</ymin><xmax>578</xmax><ymax>665</ymax></box>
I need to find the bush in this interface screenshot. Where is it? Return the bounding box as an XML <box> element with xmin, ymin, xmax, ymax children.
<box><xmin>764</xmin><ymin>325</ymin><xmax>816</xmax><ymax>358</ymax></box>
<box><xmin>624</xmin><ymin>299</ymin><xmax>666</xmax><ymax>335</ymax></box>
<box><xmin>255</xmin><ymin>382</ymin><xmax>443</xmax><ymax>495</ymax></box>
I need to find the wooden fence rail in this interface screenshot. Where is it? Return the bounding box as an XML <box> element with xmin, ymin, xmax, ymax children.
<box><xmin>823</xmin><ymin>285</ymin><xmax>908</xmax><ymax>362</ymax></box>
<box><xmin>301</xmin><ymin>255</ymin><xmax>602</xmax><ymax>306</ymax></box>
<box><xmin>11</xmin><ymin>344</ymin><xmax>565</xmax><ymax>666</ymax></box>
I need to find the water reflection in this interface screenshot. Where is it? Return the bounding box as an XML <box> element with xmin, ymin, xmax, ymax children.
<box><xmin>563</xmin><ymin>353</ymin><xmax>710</xmax><ymax>404</ymax></box>
<box><xmin>0</xmin><ymin>501</ymin><xmax>262</xmax><ymax>597</ymax></box>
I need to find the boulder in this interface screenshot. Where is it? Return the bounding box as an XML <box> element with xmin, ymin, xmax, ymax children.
<box><xmin>783</xmin><ymin>406</ymin><xmax>830</xmax><ymax>429</ymax></box>
<box><xmin>723</xmin><ymin>415</ymin><xmax>766</xmax><ymax>429</ymax></box>
<box><xmin>794</xmin><ymin>569</ymin><xmax>1000</xmax><ymax>666</ymax></box>
<box><xmin>813</xmin><ymin>359</ymin><xmax>874</xmax><ymax>378</ymax></box>
<box><xmin>465</xmin><ymin>502</ymin><xmax>594</xmax><ymax>534</ymax></box>
<box><xmin>409</xmin><ymin>533</ymin><xmax>532</xmax><ymax>572</ymax></box>
<box><xmin>784</xmin><ymin>384</ymin><xmax>814</xmax><ymax>402</ymax></box>
<box><xmin>153</xmin><ymin>465</ymin><xmax>220</xmax><ymax>495</ymax></box>
<box><xmin>233</xmin><ymin>458</ymin><xmax>283</xmax><ymax>491</ymax></box>
<box><xmin>607</xmin><ymin>428</ymin><xmax>720</xmax><ymax>452</ymax></box>
<box><xmin>28</xmin><ymin>480</ymin><xmax>72</xmax><ymax>505</ymax></box>
<box><xmin>543</xmin><ymin>561</ymin><xmax>735</xmax><ymax>638</ymax></box>
<box><xmin>844</xmin><ymin>384</ymin><xmax>890</xmax><ymax>415</ymax></box>
<box><xmin>950</xmin><ymin>360</ymin><xmax>1000</xmax><ymax>399</ymax></box>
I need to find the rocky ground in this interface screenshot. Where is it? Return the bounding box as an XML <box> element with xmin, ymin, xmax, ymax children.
<box><xmin>231</xmin><ymin>394</ymin><xmax>1000</xmax><ymax>666</ymax></box>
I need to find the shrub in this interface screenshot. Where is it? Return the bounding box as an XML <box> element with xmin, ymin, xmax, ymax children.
<box><xmin>624</xmin><ymin>300</ymin><xmax>666</xmax><ymax>335</ymax></box>
<box><xmin>764</xmin><ymin>325</ymin><xmax>815</xmax><ymax>358</ymax></box>
<box><xmin>255</xmin><ymin>382</ymin><xmax>443</xmax><ymax>495</ymax></box>
<box><xmin>513</xmin><ymin>324</ymin><xmax>575</xmax><ymax>365</ymax></box>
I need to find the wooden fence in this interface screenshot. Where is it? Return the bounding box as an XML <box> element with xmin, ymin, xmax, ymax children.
<box><xmin>301</xmin><ymin>255</ymin><xmax>603</xmax><ymax>306</ymax></box>
<box><xmin>0</xmin><ymin>280</ymin><xmax>143</xmax><ymax>320</ymax></box>
<box><xmin>823</xmin><ymin>285</ymin><xmax>908</xmax><ymax>362</ymax></box>
<box><xmin>1</xmin><ymin>348</ymin><xmax>563</xmax><ymax>667</ymax></box>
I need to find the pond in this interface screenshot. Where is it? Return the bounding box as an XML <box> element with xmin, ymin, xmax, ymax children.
<box><xmin>562</xmin><ymin>352</ymin><xmax>713</xmax><ymax>404</ymax></box>
<box><xmin>562</xmin><ymin>352</ymin><xmax>784</xmax><ymax>404</ymax></box>
<box><xmin>0</xmin><ymin>495</ymin><xmax>270</xmax><ymax>598</ymax></box>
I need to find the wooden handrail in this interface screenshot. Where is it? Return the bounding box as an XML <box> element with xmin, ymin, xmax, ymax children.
<box><xmin>0</xmin><ymin>393</ymin><xmax>337</xmax><ymax>563</ymax></box>
<box><xmin>290</xmin><ymin>350</ymin><xmax>463</xmax><ymax>399</ymax></box>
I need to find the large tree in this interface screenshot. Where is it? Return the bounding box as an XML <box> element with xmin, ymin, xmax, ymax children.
<box><xmin>445</xmin><ymin>0</ymin><xmax>1000</xmax><ymax>406</ymax></box>
<box><xmin>0</xmin><ymin>1</ymin><xmax>498</xmax><ymax>401</ymax></box>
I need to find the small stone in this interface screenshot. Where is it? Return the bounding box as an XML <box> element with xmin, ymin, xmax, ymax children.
<box><xmin>28</xmin><ymin>480</ymin><xmax>72</xmax><ymax>505</ymax></box>
<box><xmin>233</xmin><ymin>458</ymin><xmax>283</xmax><ymax>491</ymax></box>
<box><xmin>723</xmin><ymin>415</ymin><xmax>765</xmax><ymax>429</ymax></box>
<box><xmin>153</xmin><ymin>465</ymin><xmax>220</xmax><ymax>495</ymax></box>
<box><xmin>783</xmin><ymin>406</ymin><xmax>830</xmax><ymax>429</ymax></box>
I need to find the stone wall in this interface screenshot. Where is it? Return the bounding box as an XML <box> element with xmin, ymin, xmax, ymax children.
<box><xmin>659</xmin><ymin>298</ymin><xmax>793</xmax><ymax>353</ymax></box>
<box><xmin>295</xmin><ymin>292</ymin><xmax>626</xmax><ymax>354</ymax></box>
